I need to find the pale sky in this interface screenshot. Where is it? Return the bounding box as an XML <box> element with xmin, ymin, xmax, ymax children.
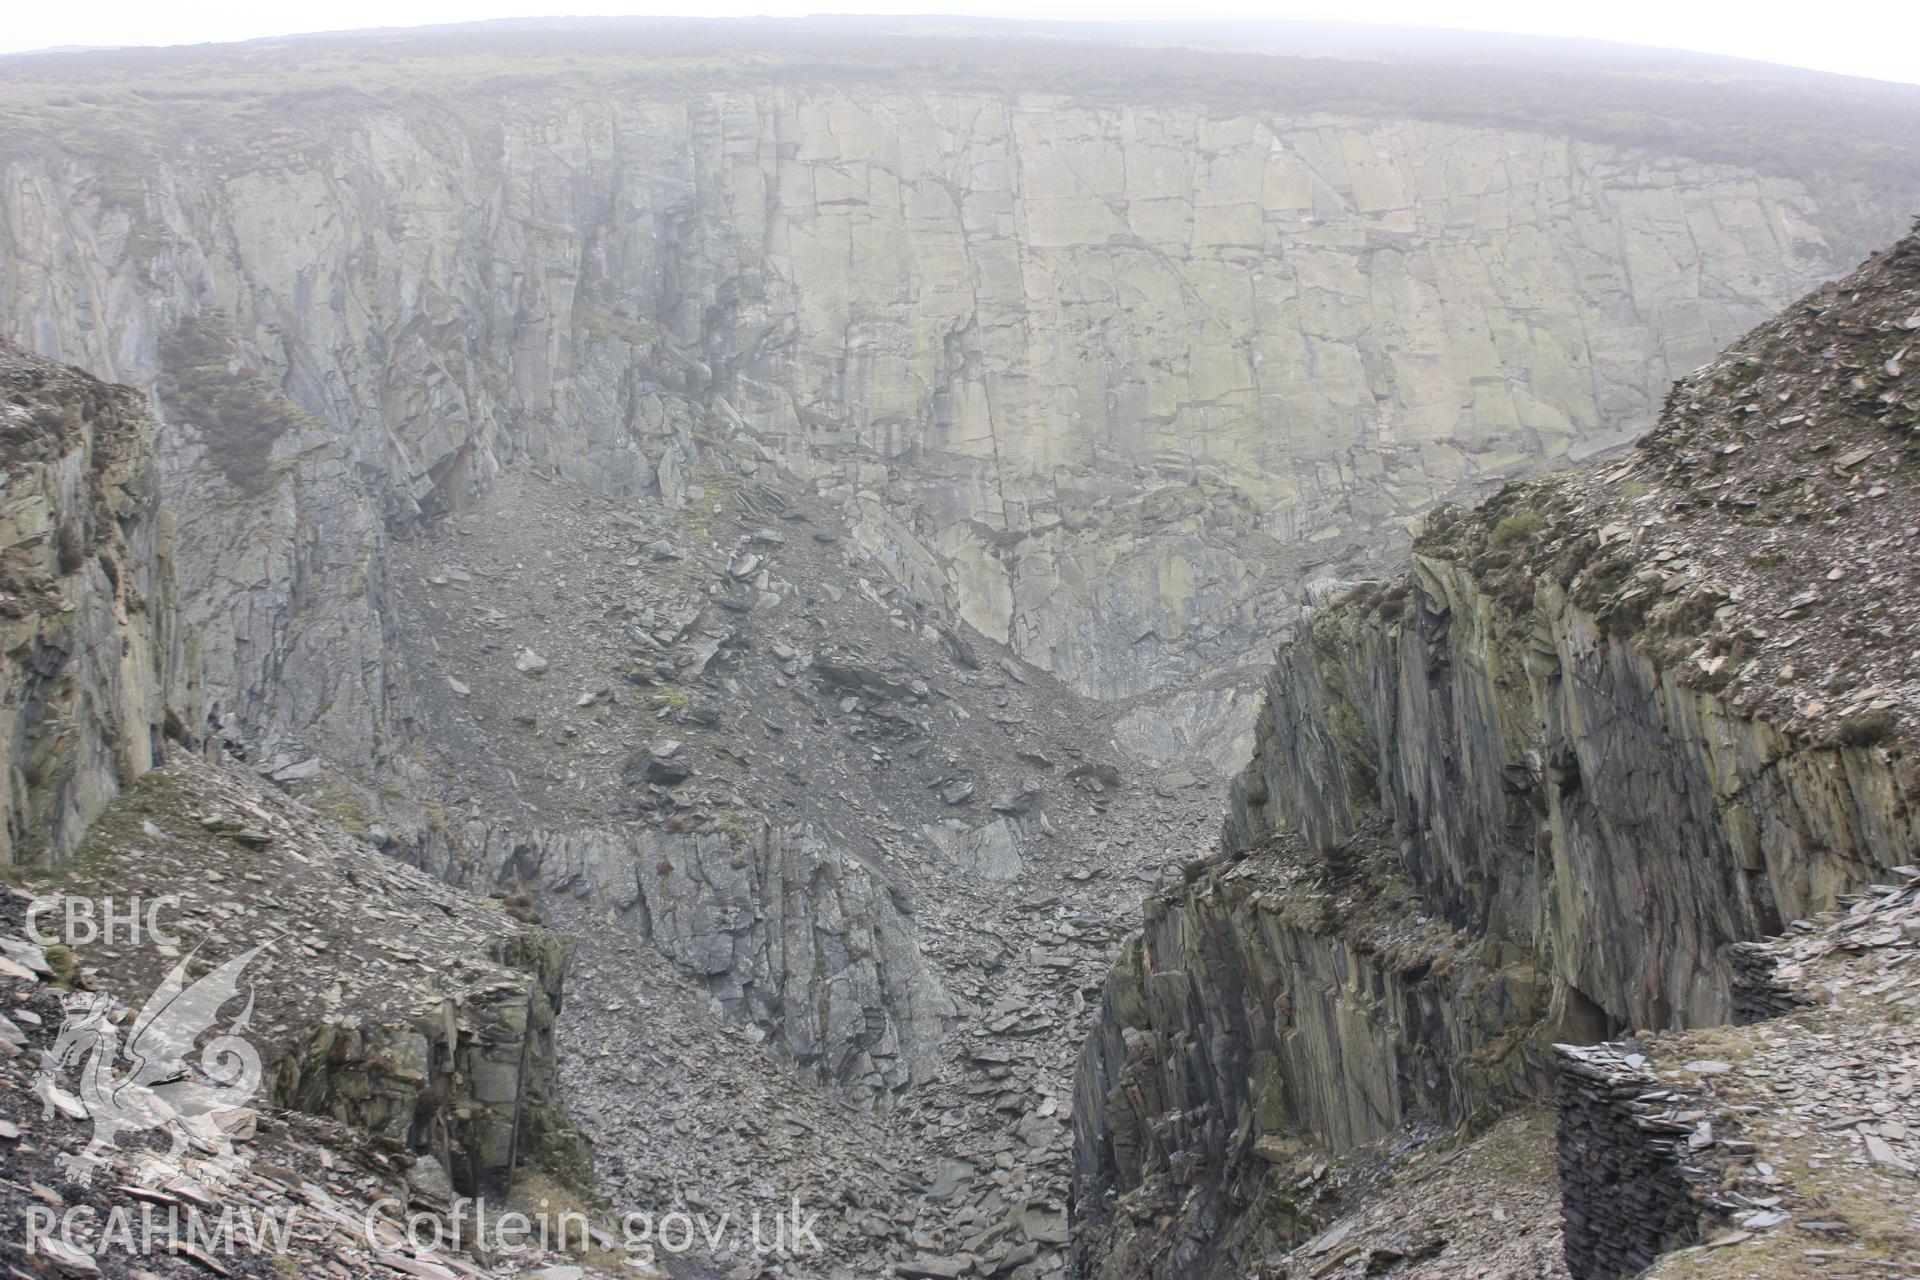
<box><xmin>7</xmin><ymin>2</ymin><xmax>1920</xmax><ymax>87</ymax></box>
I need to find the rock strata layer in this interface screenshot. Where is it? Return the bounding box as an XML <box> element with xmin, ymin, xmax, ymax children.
<box><xmin>1074</xmin><ymin>227</ymin><xmax>1920</xmax><ymax>1278</ymax></box>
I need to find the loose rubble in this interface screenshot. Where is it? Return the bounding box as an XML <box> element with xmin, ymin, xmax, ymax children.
<box><xmin>379</xmin><ymin>461</ymin><xmax>1228</xmax><ymax>1275</ymax></box>
<box><xmin>1418</xmin><ymin>224</ymin><xmax>1920</xmax><ymax>748</ymax></box>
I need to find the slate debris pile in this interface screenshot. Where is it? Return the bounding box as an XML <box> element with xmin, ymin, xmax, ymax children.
<box><xmin>383</xmin><ymin>459</ymin><xmax>1228</xmax><ymax>1277</ymax></box>
<box><xmin>0</xmin><ymin>884</ymin><xmax>606</xmax><ymax>1280</ymax></box>
<box><xmin>541</xmin><ymin>889</ymin><xmax>915</xmax><ymax>1278</ymax></box>
<box><xmin>1259</xmin><ymin>1112</ymin><xmax>1573</xmax><ymax>1280</ymax></box>
<box><xmin>22</xmin><ymin>757</ymin><xmax>588</xmax><ymax>1208</ymax></box>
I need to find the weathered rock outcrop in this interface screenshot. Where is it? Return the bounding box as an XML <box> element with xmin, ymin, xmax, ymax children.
<box><xmin>455</xmin><ymin>819</ymin><xmax>957</xmax><ymax>1096</ymax></box>
<box><xmin>0</xmin><ymin>338</ymin><xmax>187</xmax><ymax>868</ymax></box>
<box><xmin>152</xmin><ymin>315</ymin><xmax>411</xmax><ymax>781</ymax></box>
<box><xmin>0</xmin><ymin>891</ymin><xmax>604</xmax><ymax>1280</ymax></box>
<box><xmin>1226</xmin><ymin>552</ymin><xmax>1913</xmax><ymax>1033</ymax></box>
<box><xmin>0</xmin><ymin>340</ymin><xmax>585</xmax><ymax>1207</ymax></box>
<box><xmin>1071</xmin><ymin>824</ymin><xmax>1555</xmax><ymax>1277</ymax></box>
<box><xmin>1074</xmin><ymin>227</ymin><xmax>1920</xmax><ymax>1277</ymax></box>
<box><xmin>1074</xmin><ymin>547</ymin><xmax>1912</xmax><ymax>1273</ymax></box>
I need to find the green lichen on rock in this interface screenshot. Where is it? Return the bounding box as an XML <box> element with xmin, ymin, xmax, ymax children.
<box><xmin>1490</xmin><ymin>510</ymin><xmax>1544</xmax><ymax>544</ymax></box>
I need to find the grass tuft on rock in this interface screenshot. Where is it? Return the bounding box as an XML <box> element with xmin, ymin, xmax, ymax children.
<box><xmin>1490</xmin><ymin>511</ymin><xmax>1545</xmax><ymax>545</ymax></box>
<box><xmin>156</xmin><ymin>311</ymin><xmax>317</xmax><ymax>498</ymax></box>
<box><xmin>1837</xmin><ymin>709</ymin><xmax>1899</xmax><ymax>748</ymax></box>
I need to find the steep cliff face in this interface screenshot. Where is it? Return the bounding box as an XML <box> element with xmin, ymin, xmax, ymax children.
<box><xmin>1073</xmin><ymin>227</ymin><xmax>1919</xmax><ymax>1277</ymax></box>
<box><xmin>4</xmin><ymin>25</ymin><xmax>1917</xmax><ymax>766</ymax></box>
<box><xmin>1226</xmin><ymin>551</ymin><xmax>1912</xmax><ymax>1033</ymax></box>
<box><xmin>0</xmin><ymin>343</ymin><xmax>591</xmax><ymax>1222</ymax></box>
<box><xmin>0</xmin><ymin>338</ymin><xmax>187</xmax><ymax>868</ymax></box>
<box><xmin>1071</xmin><ymin>823</ymin><xmax>1555</xmax><ymax>1277</ymax></box>
<box><xmin>151</xmin><ymin>314</ymin><xmax>411</xmax><ymax>781</ymax></box>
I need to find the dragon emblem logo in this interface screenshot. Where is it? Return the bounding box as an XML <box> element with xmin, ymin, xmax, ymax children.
<box><xmin>35</xmin><ymin>941</ymin><xmax>272</xmax><ymax>1185</ymax></box>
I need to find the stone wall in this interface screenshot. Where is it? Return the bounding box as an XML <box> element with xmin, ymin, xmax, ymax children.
<box><xmin>1553</xmin><ymin>1045</ymin><xmax>1727</xmax><ymax>1280</ymax></box>
<box><xmin>1726</xmin><ymin>940</ymin><xmax>1812</xmax><ymax>1026</ymax></box>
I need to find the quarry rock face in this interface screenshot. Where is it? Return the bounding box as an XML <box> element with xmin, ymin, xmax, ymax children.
<box><xmin>0</xmin><ymin>339</ymin><xmax>187</xmax><ymax>868</ymax></box>
<box><xmin>1226</xmin><ymin>553</ymin><xmax>1914</xmax><ymax>1033</ymax></box>
<box><xmin>455</xmin><ymin>818</ymin><xmax>958</xmax><ymax>1094</ymax></box>
<box><xmin>1072</xmin><ymin>227</ymin><xmax>1920</xmax><ymax>1278</ymax></box>
<box><xmin>4</xmin><ymin>62</ymin><xmax>1913</xmax><ymax>766</ymax></box>
<box><xmin>0</xmin><ymin>341</ymin><xmax>589</xmax><ymax>1217</ymax></box>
